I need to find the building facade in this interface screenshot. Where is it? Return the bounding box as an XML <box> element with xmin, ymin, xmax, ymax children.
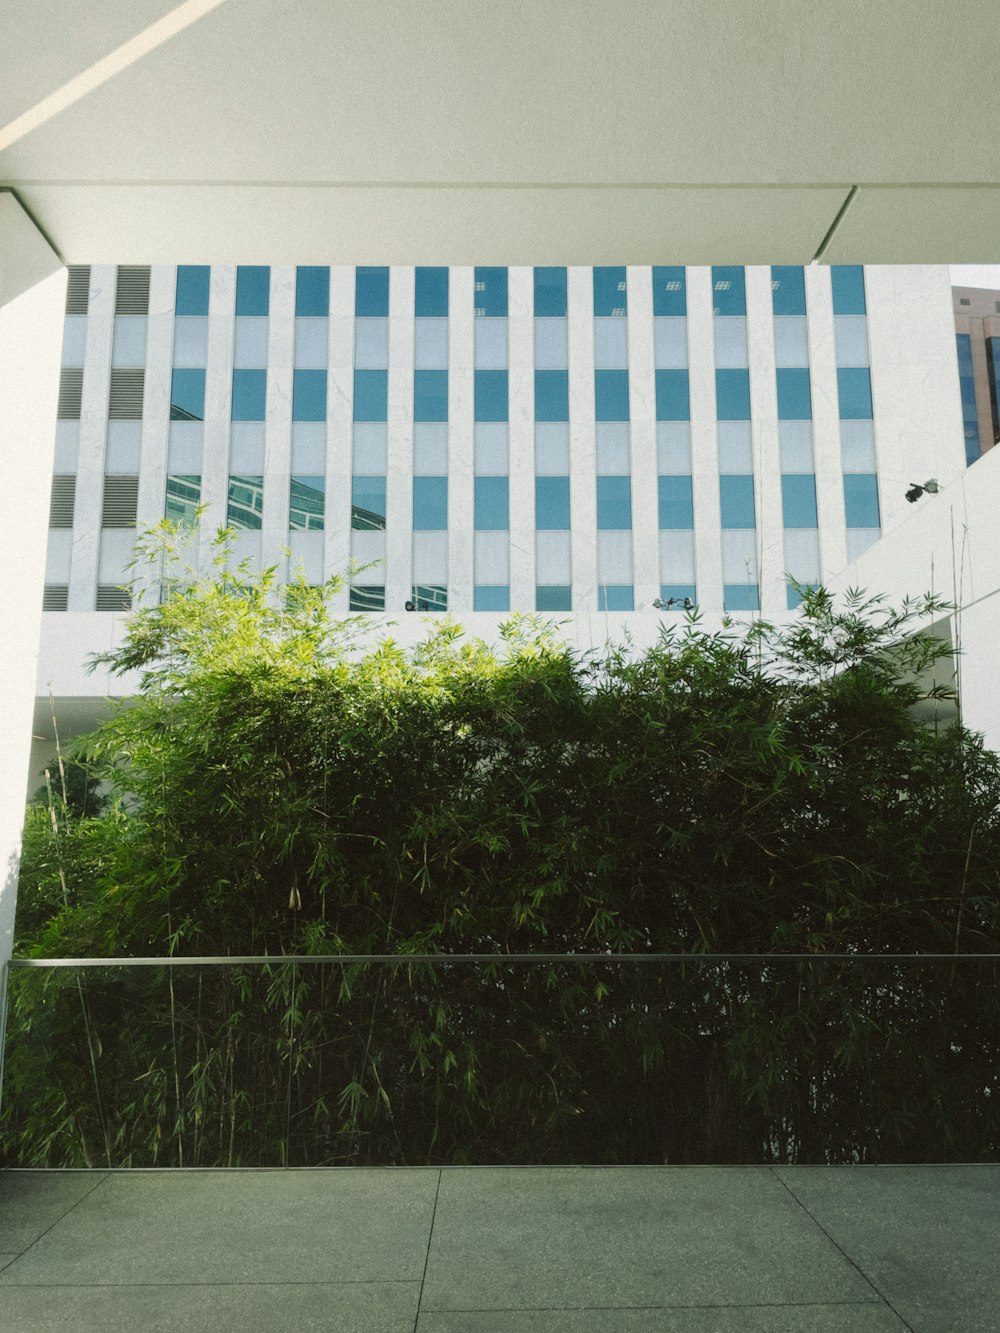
<box><xmin>43</xmin><ymin>263</ymin><xmax>967</xmax><ymax>624</ymax></box>
<box><xmin>953</xmin><ymin>285</ymin><xmax>1000</xmax><ymax>465</ymax></box>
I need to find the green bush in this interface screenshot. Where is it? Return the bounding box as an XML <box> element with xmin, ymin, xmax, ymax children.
<box><xmin>5</xmin><ymin>524</ymin><xmax>999</xmax><ymax>1166</ymax></box>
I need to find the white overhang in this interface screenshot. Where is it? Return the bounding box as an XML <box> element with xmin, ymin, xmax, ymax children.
<box><xmin>3</xmin><ymin>0</ymin><xmax>1000</xmax><ymax>265</ymax></box>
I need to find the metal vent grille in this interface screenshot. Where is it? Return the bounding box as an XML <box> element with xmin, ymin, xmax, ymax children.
<box><xmin>57</xmin><ymin>368</ymin><xmax>84</xmax><ymax>419</ymax></box>
<box><xmin>101</xmin><ymin>475</ymin><xmax>139</xmax><ymax>528</ymax></box>
<box><xmin>49</xmin><ymin>475</ymin><xmax>76</xmax><ymax>528</ymax></box>
<box><xmin>96</xmin><ymin>585</ymin><xmax>132</xmax><ymax>611</ymax></box>
<box><xmin>108</xmin><ymin>368</ymin><xmax>145</xmax><ymax>419</ymax></box>
<box><xmin>115</xmin><ymin>266</ymin><xmax>151</xmax><ymax>315</ymax></box>
<box><xmin>42</xmin><ymin>584</ymin><xmax>69</xmax><ymax>611</ymax></box>
<box><xmin>65</xmin><ymin>267</ymin><xmax>91</xmax><ymax>315</ymax></box>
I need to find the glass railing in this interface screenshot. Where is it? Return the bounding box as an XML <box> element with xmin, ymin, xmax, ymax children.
<box><xmin>1</xmin><ymin>954</ymin><xmax>998</xmax><ymax>1168</ymax></box>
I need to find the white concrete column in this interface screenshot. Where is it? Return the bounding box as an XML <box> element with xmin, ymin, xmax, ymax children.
<box><xmin>567</xmin><ymin>266</ymin><xmax>597</xmax><ymax>609</ymax></box>
<box><xmin>805</xmin><ymin>263</ymin><xmax>848</xmax><ymax>577</ymax></box>
<box><xmin>0</xmin><ymin>194</ymin><xmax>65</xmax><ymax>989</ymax></box>
<box><xmin>687</xmin><ymin>266</ymin><xmax>723</xmax><ymax>608</ymax></box>
<box><xmin>448</xmin><ymin>267</ymin><xmax>475</xmax><ymax>611</ymax></box>
<box><xmin>326</xmin><ymin>265</ymin><xmax>355</xmax><ymax>611</ymax></box>
<box><xmin>386</xmin><ymin>266</ymin><xmax>415</xmax><ymax>611</ymax></box>
<box><xmin>199</xmin><ymin>265</ymin><xmax>236</xmax><ymax>565</ymax></box>
<box><xmin>262</xmin><ymin>265</ymin><xmax>295</xmax><ymax>585</ymax></box>
<box><xmin>746</xmin><ymin>265</ymin><xmax>784</xmax><ymax>615</ymax></box>
<box><xmin>507</xmin><ymin>266</ymin><xmax>535</xmax><ymax>610</ymax></box>
<box><xmin>627</xmin><ymin>265</ymin><xmax>658</xmax><ymax>612</ymax></box>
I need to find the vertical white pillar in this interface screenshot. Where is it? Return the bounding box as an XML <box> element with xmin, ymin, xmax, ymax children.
<box><xmin>687</xmin><ymin>266</ymin><xmax>723</xmax><ymax>608</ymax></box>
<box><xmin>448</xmin><ymin>267</ymin><xmax>475</xmax><ymax>611</ymax></box>
<box><xmin>746</xmin><ymin>265</ymin><xmax>784</xmax><ymax>615</ymax></box>
<box><xmin>567</xmin><ymin>266</ymin><xmax>597</xmax><ymax>609</ymax></box>
<box><xmin>627</xmin><ymin>265</ymin><xmax>658</xmax><ymax>612</ymax></box>
<box><xmin>0</xmin><ymin>195</ymin><xmax>65</xmax><ymax>991</ymax></box>
<box><xmin>386</xmin><ymin>266</ymin><xmax>415</xmax><ymax>611</ymax></box>
<box><xmin>507</xmin><ymin>266</ymin><xmax>535</xmax><ymax>610</ymax></box>
<box><xmin>326</xmin><ymin>265</ymin><xmax>355</xmax><ymax>611</ymax></box>
<box><xmin>805</xmin><ymin>263</ymin><xmax>848</xmax><ymax>577</ymax></box>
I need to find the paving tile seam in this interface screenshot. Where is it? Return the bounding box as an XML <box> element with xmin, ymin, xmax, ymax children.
<box><xmin>0</xmin><ymin>1171</ymin><xmax>110</xmax><ymax>1264</ymax></box>
<box><xmin>418</xmin><ymin>1300</ymin><xmax>888</xmax><ymax>1313</ymax></box>
<box><xmin>767</xmin><ymin>1167</ymin><xmax>917</xmax><ymax>1333</ymax></box>
<box><xmin>0</xmin><ymin>1279</ymin><xmax>425</xmax><ymax>1288</ymax></box>
<box><xmin>413</xmin><ymin>1169</ymin><xmax>443</xmax><ymax>1333</ymax></box>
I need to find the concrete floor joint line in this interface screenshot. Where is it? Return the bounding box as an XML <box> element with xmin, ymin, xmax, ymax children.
<box><xmin>768</xmin><ymin>1168</ymin><xmax>917</xmax><ymax>1333</ymax></box>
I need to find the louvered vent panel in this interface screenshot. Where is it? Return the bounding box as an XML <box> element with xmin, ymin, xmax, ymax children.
<box><xmin>49</xmin><ymin>475</ymin><xmax>76</xmax><ymax>528</ymax></box>
<box><xmin>65</xmin><ymin>267</ymin><xmax>91</xmax><ymax>314</ymax></box>
<box><xmin>101</xmin><ymin>475</ymin><xmax>139</xmax><ymax>528</ymax></box>
<box><xmin>42</xmin><ymin>585</ymin><xmax>69</xmax><ymax>611</ymax></box>
<box><xmin>115</xmin><ymin>266</ymin><xmax>151</xmax><ymax>314</ymax></box>
<box><xmin>108</xmin><ymin>369</ymin><xmax>145</xmax><ymax>419</ymax></box>
<box><xmin>57</xmin><ymin>368</ymin><xmax>84</xmax><ymax>419</ymax></box>
<box><xmin>96</xmin><ymin>585</ymin><xmax>132</xmax><ymax>611</ymax></box>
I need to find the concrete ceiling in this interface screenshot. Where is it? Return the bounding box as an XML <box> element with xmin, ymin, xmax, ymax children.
<box><xmin>3</xmin><ymin>0</ymin><xmax>1000</xmax><ymax>264</ymax></box>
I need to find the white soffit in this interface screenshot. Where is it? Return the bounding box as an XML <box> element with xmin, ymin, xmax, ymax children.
<box><xmin>0</xmin><ymin>191</ymin><xmax>61</xmax><ymax>305</ymax></box>
<box><xmin>2</xmin><ymin>0</ymin><xmax>999</xmax><ymax>263</ymax></box>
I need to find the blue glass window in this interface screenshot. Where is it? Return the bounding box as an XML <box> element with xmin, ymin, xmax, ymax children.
<box><xmin>355</xmin><ymin>267</ymin><xmax>389</xmax><ymax>317</ymax></box>
<box><xmin>170</xmin><ymin>368</ymin><xmax>205</xmax><ymax>421</ymax></box>
<box><xmin>831</xmin><ymin>266</ymin><xmax>866</xmax><ymax>315</ymax></box>
<box><xmin>988</xmin><ymin>338</ymin><xmax>1000</xmax><ymax>447</ymax></box>
<box><xmin>474</xmin><ymin>267</ymin><xmax>508</xmax><ymax>317</ymax></box>
<box><xmin>165</xmin><ymin>474</ymin><xmax>201</xmax><ymax>523</ymax></box>
<box><xmin>594</xmin><ymin>266</ymin><xmax>627</xmax><ymax>317</ymax></box>
<box><xmin>289</xmin><ymin>476</ymin><xmax>325</xmax><ymax>530</ymax></box>
<box><xmin>534</xmin><ymin>267</ymin><xmax>567</xmax><ymax>317</ymax></box>
<box><xmin>787</xmin><ymin>583</ymin><xmax>820</xmax><ymax>609</ymax></box>
<box><xmin>292</xmin><ymin>369</ymin><xmax>327</xmax><ymax>422</ymax></box>
<box><xmin>843</xmin><ymin>473</ymin><xmax>881</xmax><ymax>528</ymax></box>
<box><xmin>415</xmin><ymin>267</ymin><xmax>448</xmax><ymax>317</ymax></box>
<box><xmin>660</xmin><ymin>584</ymin><xmax>697</xmax><ymax>606</ymax></box>
<box><xmin>414</xmin><ymin>369</ymin><xmax>448</xmax><ymax>422</ymax></box>
<box><xmin>412</xmin><ymin>476</ymin><xmax>447</xmax><ymax>530</ymax></box>
<box><xmin>724</xmin><ymin>584</ymin><xmax>760</xmax><ymax>611</ymax></box>
<box><xmin>474</xmin><ymin>585</ymin><xmax>510</xmax><ymax>611</ymax></box>
<box><xmin>412</xmin><ymin>585</ymin><xmax>448</xmax><ymax>612</ymax></box>
<box><xmin>535</xmin><ymin>476</ymin><xmax>570</xmax><ymax>529</ymax></box>
<box><xmin>599</xmin><ymin>585</ymin><xmax>634</xmax><ymax>611</ymax></box>
<box><xmin>656</xmin><ymin>370</ymin><xmax>691</xmax><ymax>421</ymax></box>
<box><xmin>475</xmin><ymin>476</ymin><xmax>509</xmax><ymax>530</ymax></box>
<box><xmin>231</xmin><ymin>369</ymin><xmax>266</xmax><ymax>421</ymax></box>
<box><xmin>235</xmin><ymin>266</ymin><xmax>269</xmax><ymax>316</ymax></box>
<box><xmin>658</xmin><ymin>475</ymin><xmax>693</xmax><ymax>529</ymax></box>
<box><xmin>474</xmin><ymin>370</ymin><xmax>508</xmax><ymax>422</ymax></box>
<box><xmin>719</xmin><ymin>475</ymin><xmax>756</xmax><ymax>528</ymax></box>
<box><xmin>354</xmin><ymin>370</ymin><xmax>388</xmax><ymax>422</ymax></box>
<box><xmin>535</xmin><ymin>370</ymin><xmax>569</xmax><ymax>422</ymax></box>
<box><xmin>175</xmin><ymin>266</ymin><xmax>210</xmax><ymax>316</ymax></box>
<box><xmin>351</xmin><ymin>476</ymin><xmax>386</xmax><ymax>530</ymax></box>
<box><xmin>781</xmin><ymin>474</ymin><xmax>818</xmax><ymax>528</ymax></box>
<box><xmin>295</xmin><ymin>267</ymin><xmax>329</xmax><ymax>316</ymax></box>
<box><xmin>652</xmin><ymin>266</ymin><xmax>686</xmax><ymax>316</ymax></box>
<box><xmin>597</xmin><ymin>475</ymin><xmax>632</xmax><ymax>530</ymax></box>
<box><xmin>771</xmin><ymin>266</ymin><xmax>806</xmax><ymax>316</ymax></box>
<box><xmin>716</xmin><ymin>369</ymin><xmax>751</xmax><ymax>420</ymax></box>
<box><xmin>837</xmin><ymin>367</ymin><xmax>873</xmax><ymax>419</ymax></box>
<box><xmin>957</xmin><ymin>333</ymin><xmax>981</xmax><ymax>465</ymax></box>
<box><xmin>711</xmin><ymin>266</ymin><xmax>746</xmax><ymax>316</ymax></box>
<box><xmin>776</xmin><ymin>368</ymin><xmax>812</xmax><ymax>420</ymax></box>
<box><xmin>536</xmin><ymin>584</ymin><xmax>572</xmax><ymax>611</ymax></box>
<box><xmin>227</xmin><ymin>475</ymin><xmax>263</xmax><ymax>529</ymax></box>
<box><xmin>595</xmin><ymin>370</ymin><xmax>629</xmax><ymax>421</ymax></box>
<box><xmin>350</xmin><ymin>586</ymin><xmax>385</xmax><ymax>611</ymax></box>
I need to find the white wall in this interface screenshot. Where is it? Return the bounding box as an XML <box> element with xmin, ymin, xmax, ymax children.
<box><xmin>826</xmin><ymin>442</ymin><xmax>1000</xmax><ymax>750</ymax></box>
<box><xmin>0</xmin><ymin>219</ymin><xmax>65</xmax><ymax>975</ymax></box>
